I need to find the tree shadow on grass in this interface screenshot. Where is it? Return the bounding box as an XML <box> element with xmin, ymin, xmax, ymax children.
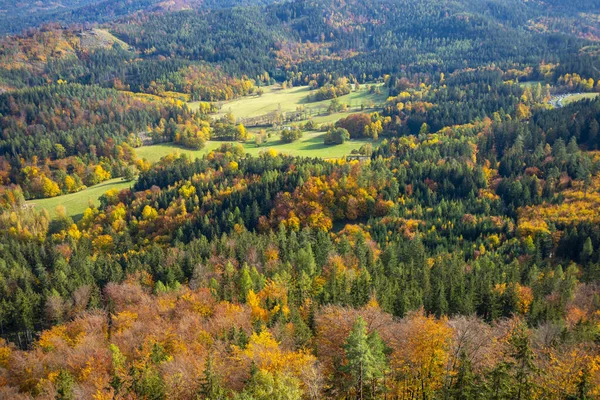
<box><xmin>303</xmin><ymin>134</ymin><xmax>326</xmax><ymax>144</ymax></box>
<box><xmin>300</xmin><ymin>142</ymin><xmax>330</xmax><ymax>151</ymax></box>
<box><xmin>72</xmin><ymin>213</ymin><xmax>84</xmax><ymax>223</ymax></box>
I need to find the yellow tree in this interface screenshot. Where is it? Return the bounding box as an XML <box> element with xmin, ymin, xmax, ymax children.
<box><xmin>515</xmin><ymin>103</ymin><xmax>532</xmax><ymax>120</ymax></box>
<box><xmin>390</xmin><ymin>312</ymin><xmax>453</xmax><ymax>399</ymax></box>
<box><xmin>237</xmin><ymin>124</ymin><xmax>249</xmax><ymax>142</ymax></box>
<box><xmin>42</xmin><ymin>175</ymin><xmax>61</xmax><ymax>197</ymax></box>
<box><xmin>536</xmin><ymin>345</ymin><xmax>599</xmax><ymax>399</ymax></box>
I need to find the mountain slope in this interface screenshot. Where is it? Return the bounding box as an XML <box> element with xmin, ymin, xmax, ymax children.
<box><xmin>1</xmin><ymin>0</ymin><xmax>598</xmax><ymax>93</ymax></box>
<box><xmin>0</xmin><ymin>0</ymin><xmax>281</xmax><ymax>35</ymax></box>
<box><xmin>108</xmin><ymin>0</ymin><xmax>596</xmax><ymax>78</ymax></box>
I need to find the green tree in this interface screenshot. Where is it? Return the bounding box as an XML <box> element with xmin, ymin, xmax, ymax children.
<box><xmin>449</xmin><ymin>352</ymin><xmax>477</xmax><ymax>400</ymax></box>
<box><xmin>588</xmin><ymin>119</ymin><xmax>599</xmax><ymax>146</ymax></box>
<box><xmin>238</xmin><ymin>264</ymin><xmax>253</xmax><ymax>302</ymax></box>
<box><xmin>367</xmin><ymin>330</ymin><xmax>389</xmax><ymax>398</ymax></box>
<box><xmin>109</xmin><ymin>344</ymin><xmax>129</xmax><ymax>395</ymax></box>
<box><xmin>56</xmin><ymin>370</ymin><xmax>75</xmax><ymax>400</ymax></box>
<box><xmin>123</xmin><ymin>165</ymin><xmax>138</xmax><ymax>182</ymax></box>
<box><xmin>280</xmin><ymin>126</ymin><xmax>303</xmax><ymax>143</ymax></box>
<box><xmin>581</xmin><ymin>237</ymin><xmax>594</xmax><ymax>264</ymax></box>
<box><xmin>509</xmin><ymin>323</ymin><xmax>536</xmax><ymax>400</ymax></box>
<box><xmin>486</xmin><ymin>362</ymin><xmax>512</xmax><ymax>400</ymax></box>
<box><xmin>344</xmin><ymin>317</ymin><xmax>379</xmax><ymax>400</ymax></box>
<box><xmin>242</xmin><ymin>370</ymin><xmax>302</xmax><ymax>400</ymax></box>
<box><xmin>324</xmin><ymin>127</ymin><xmax>350</xmax><ymax>145</ymax></box>
<box><xmin>198</xmin><ymin>354</ymin><xmax>227</xmax><ymax>399</ymax></box>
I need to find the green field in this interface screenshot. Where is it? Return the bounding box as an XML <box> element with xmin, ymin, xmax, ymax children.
<box><xmin>136</xmin><ymin>132</ymin><xmax>378</xmax><ymax>163</ymax></box>
<box><xmin>136</xmin><ymin>141</ymin><xmax>224</xmax><ymax>162</ymax></box>
<box><xmin>27</xmin><ymin>178</ymin><xmax>133</xmax><ymax>219</ymax></box>
<box><xmin>36</xmin><ymin>134</ymin><xmax>375</xmax><ymax>219</ymax></box>
<box><xmin>562</xmin><ymin>92</ymin><xmax>600</xmax><ymax>105</ymax></box>
<box><xmin>518</xmin><ymin>81</ymin><xmax>543</xmax><ymax>88</ymax></box>
<box><xmin>32</xmin><ymin>85</ymin><xmax>386</xmax><ymax>220</ymax></box>
<box><xmin>190</xmin><ymin>84</ymin><xmax>388</xmax><ymax>121</ymax></box>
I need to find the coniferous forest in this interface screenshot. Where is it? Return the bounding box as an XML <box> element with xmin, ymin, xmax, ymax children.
<box><xmin>1</xmin><ymin>0</ymin><xmax>600</xmax><ymax>398</ymax></box>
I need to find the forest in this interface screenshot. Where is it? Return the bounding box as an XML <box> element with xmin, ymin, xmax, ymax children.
<box><xmin>1</xmin><ymin>0</ymin><xmax>600</xmax><ymax>398</ymax></box>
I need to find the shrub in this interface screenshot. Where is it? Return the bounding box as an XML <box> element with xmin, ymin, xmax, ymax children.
<box><xmin>280</xmin><ymin>126</ymin><xmax>303</xmax><ymax>143</ymax></box>
<box><xmin>324</xmin><ymin>127</ymin><xmax>350</xmax><ymax>145</ymax></box>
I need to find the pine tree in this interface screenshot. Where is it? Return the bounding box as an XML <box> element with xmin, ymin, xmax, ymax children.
<box><xmin>432</xmin><ymin>278</ymin><xmax>449</xmax><ymax>317</ymax></box>
<box><xmin>367</xmin><ymin>330</ymin><xmax>389</xmax><ymax>399</ymax></box>
<box><xmin>581</xmin><ymin>237</ymin><xmax>594</xmax><ymax>264</ymax></box>
<box><xmin>450</xmin><ymin>352</ymin><xmax>477</xmax><ymax>400</ymax></box>
<box><xmin>344</xmin><ymin>317</ymin><xmax>378</xmax><ymax>400</ymax></box>
<box><xmin>295</xmin><ymin>244</ymin><xmax>316</xmax><ymax>276</ymax></box>
<box><xmin>487</xmin><ymin>362</ymin><xmax>512</xmax><ymax>400</ymax></box>
<box><xmin>575</xmin><ymin>365</ymin><xmax>592</xmax><ymax>400</ymax></box>
<box><xmin>238</xmin><ymin>264</ymin><xmax>253</xmax><ymax>302</ymax></box>
<box><xmin>56</xmin><ymin>370</ymin><xmax>75</xmax><ymax>400</ymax></box>
<box><xmin>198</xmin><ymin>354</ymin><xmax>227</xmax><ymax>399</ymax></box>
<box><xmin>509</xmin><ymin>323</ymin><xmax>537</xmax><ymax>400</ymax></box>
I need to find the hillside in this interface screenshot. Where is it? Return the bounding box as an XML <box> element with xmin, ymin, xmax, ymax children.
<box><xmin>0</xmin><ymin>0</ymin><xmax>280</xmax><ymax>35</ymax></box>
<box><xmin>0</xmin><ymin>0</ymin><xmax>598</xmax><ymax>92</ymax></box>
<box><xmin>2</xmin><ymin>0</ymin><xmax>600</xmax><ymax>398</ymax></box>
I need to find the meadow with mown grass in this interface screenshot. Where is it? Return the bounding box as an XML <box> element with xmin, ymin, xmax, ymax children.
<box><xmin>32</xmin><ymin>130</ymin><xmax>379</xmax><ymax>218</ymax></box>
<box><xmin>191</xmin><ymin>84</ymin><xmax>388</xmax><ymax>120</ymax></box>
<box><xmin>3</xmin><ymin>1</ymin><xmax>600</xmax><ymax>398</ymax></box>
<box><xmin>27</xmin><ymin>178</ymin><xmax>134</xmax><ymax>219</ymax></box>
<box><xmin>26</xmin><ymin>85</ymin><xmax>384</xmax><ymax>218</ymax></box>
<box><xmin>562</xmin><ymin>92</ymin><xmax>600</xmax><ymax>105</ymax></box>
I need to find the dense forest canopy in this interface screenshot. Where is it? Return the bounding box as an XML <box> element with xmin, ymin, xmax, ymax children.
<box><xmin>1</xmin><ymin>0</ymin><xmax>599</xmax><ymax>92</ymax></box>
<box><xmin>0</xmin><ymin>0</ymin><xmax>281</xmax><ymax>35</ymax></box>
<box><xmin>1</xmin><ymin>0</ymin><xmax>600</xmax><ymax>398</ymax></box>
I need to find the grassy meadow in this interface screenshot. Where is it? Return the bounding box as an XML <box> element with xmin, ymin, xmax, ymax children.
<box><xmin>189</xmin><ymin>84</ymin><xmax>388</xmax><ymax>120</ymax></box>
<box><xmin>31</xmin><ymin>132</ymin><xmax>377</xmax><ymax>219</ymax></box>
<box><xmin>562</xmin><ymin>92</ymin><xmax>600</xmax><ymax>105</ymax></box>
<box><xmin>142</xmin><ymin>84</ymin><xmax>386</xmax><ymax>162</ymax></box>
<box><xmin>33</xmin><ymin>85</ymin><xmax>385</xmax><ymax>219</ymax></box>
<box><xmin>28</xmin><ymin>178</ymin><xmax>134</xmax><ymax>219</ymax></box>
<box><xmin>137</xmin><ymin>132</ymin><xmax>378</xmax><ymax>163</ymax></box>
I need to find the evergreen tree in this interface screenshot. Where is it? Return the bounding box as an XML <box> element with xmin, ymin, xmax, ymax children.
<box><xmin>238</xmin><ymin>264</ymin><xmax>253</xmax><ymax>302</ymax></box>
<box><xmin>509</xmin><ymin>323</ymin><xmax>537</xmax><ymax>400</ymax></box>
<box><xmin>56</xmin><ymin>370</ymin><xmax>75</xmax><ymax>400</ymax></box>
<box><xmin>198</xmin><ymin>354</ymin><xmax>227</xmax><ymax>399</ymax></box>
<box><xmin>581</xmin><ymin>237</ymin><xmax>594</xmax><ymax>264</ymax></box>
<box><xmin>449</xmin><ymin>352</ymin><xmax>477</xmax><ymax>400</ymax></box>
<box><xmin>486</xmin><ymin>362</ymin><xmax>512</xmax><ymax>400</ymax></box>
<box><xmin>573</xmin><ymin>365</ymin><xmax>592</xmax><ymax>400</ymax></box>
<box><xmin>344</xmin><ymin>317</ymin><xmax>378</xmax><ymax>400</ymax></box>
<box><xmin>367</xmin><ymin>330</ymin><xmax>389</xmax><ymax>399</ymax></box>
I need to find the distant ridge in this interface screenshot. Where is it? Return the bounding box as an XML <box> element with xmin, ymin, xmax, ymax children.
<box><xmin>0</xmin><ymin>0</ymin><xmax>281</xmax><ymax>35</ymax></box>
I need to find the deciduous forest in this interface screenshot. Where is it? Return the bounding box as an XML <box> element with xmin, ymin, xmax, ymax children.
<box><xmin>1</xmin><ymin>0</ymin><xmax>600</xmax><ymax>398</ymax></box>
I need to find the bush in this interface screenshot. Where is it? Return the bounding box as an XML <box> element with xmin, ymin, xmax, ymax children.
<box><xmin>216</xmin><ymin>143</ymin><xmax>245</xmax><ymax>157</ymax></box>
<box><xmin>302</xmin><ymin>119</ymin><xmax>317</xmax><ymax>131</ymax></box>
<box><xmin>307</xmin><ymin>80</ymin><xmax>351</xmax><ymax>102</ymax></box>
<box><xmin>324</xmin><ymin>127</ymin><xmax>350</xmax><ymax>145</ymax></box>
<box><xmin>280</xmin><ymin>126</ymin><xmax>303</xmax><ymax>143</ymax></box>
<box><xmin>358</xmin><ymin>143</ymin><xmax>373</xmax><ymax>156</ymax></box>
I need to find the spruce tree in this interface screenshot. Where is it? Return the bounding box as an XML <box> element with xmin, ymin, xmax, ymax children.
<box><xmin>198</xmin><ymin>354</ymin><xmax>227</xmax><ymax>399</ymax></box>
<box><xmin>509</xmin><ymin>323</ymin><xmax>537</xmax><ymax>400</ymax></box>
<box><xmin>450</xmin><ymin>352</ymin><xmax>476</xmax><ymax>400</ymax></box>
<box><xmin>367</xmin><ymin>330</ymin><xmax>389</xmax><ymax>398</ymax></box>
<box><xmin>238</xmin><ymin>264</ymin><xmax>253</xmax><ymax>302</ymax></box>
<box><xmin>581</xmin><ymin>237</ymin><xmax>594</xmax><ymax>264</ymax></box>
<box><xmin>344</xmin><ymin>317</ymin><xmax>378</xmax><ymax>400</ymax></box>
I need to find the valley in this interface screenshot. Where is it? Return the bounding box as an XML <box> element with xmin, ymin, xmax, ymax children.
<box><xmin>1</xmin><ymin>0</ymin><xmax>600</xmax><ymax>398</ymax></box>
